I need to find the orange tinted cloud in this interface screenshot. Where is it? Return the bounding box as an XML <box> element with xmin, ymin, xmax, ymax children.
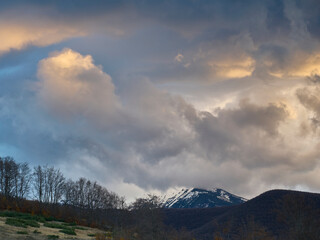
<box><xmin>0</xmin><ymin>19</ymin><xmax>85</xmax><ymax>55</ymax></box>
<box><xmin>37</xmin><ymin>48</ymin><xmax>120</xmax><ymax>123</ymax></box>
<box><xmin>208</xmin><ymin>55</ymin><xmax>255</xmax><ymax>79</ymax></box>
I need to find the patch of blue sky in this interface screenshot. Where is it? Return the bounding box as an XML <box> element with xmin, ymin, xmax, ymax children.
<box><xmin>0</xmin><ymin>143</ymin><xmax>24</xmax><ymax>163</ymax></box>
<box><xmin>0</xmin><ymin>65</ymin><xmax>24</xmax><ymax>76</ymax></box>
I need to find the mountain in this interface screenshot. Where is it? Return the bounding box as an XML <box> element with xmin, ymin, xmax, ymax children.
<box><xmin>163</xmin><ymin>189</ymin><xmax>320</xmax><ymax>239</ymax></box>
<box><xmin>161</xmin><ymin>188</ymin><xmax>246</xmax><ymax>208</ymax></box>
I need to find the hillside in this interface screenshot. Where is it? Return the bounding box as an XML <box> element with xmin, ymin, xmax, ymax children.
<box><xmin>164</xmin><ymin>189</ymin><xmax>320</xmax><ymax>239</ymax></box>
<box><xmin>0</xmin><ymin>211</ymin><xmax>107</xmax><ymax>240</ymax></box>
<box><xmin>0</xmin><ymin>189</ymin><xmax>319</xmax><ymax>239</ymax></box>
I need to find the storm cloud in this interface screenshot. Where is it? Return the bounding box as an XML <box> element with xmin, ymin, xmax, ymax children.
<box><xmin>1</xmin><ymin>0</ymin><xmax>320</xmax><ymax>200</ymax></box>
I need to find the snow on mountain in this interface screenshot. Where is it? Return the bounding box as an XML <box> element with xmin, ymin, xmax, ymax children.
<box><xmin>160</xmin><ymin>187</ymin><xmax>246</xmax><ymax>208</ymax></box>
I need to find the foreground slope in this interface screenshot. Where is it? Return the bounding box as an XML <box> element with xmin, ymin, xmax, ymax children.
<box><xmin>0</xmin><ymin>211</ymin><xmax>106</xmax><ymax>240</ymax></box>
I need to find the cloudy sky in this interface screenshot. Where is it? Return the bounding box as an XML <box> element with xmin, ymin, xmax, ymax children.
<box><xmin>1</xmin><ymin>0</ymin><xmax>320</xmax><ymax>201</ymax></box>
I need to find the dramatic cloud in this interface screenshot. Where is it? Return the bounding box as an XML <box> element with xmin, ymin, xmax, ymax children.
<box><xmin>0</xmin><ymin>11</ymin><xmax>85</xmax><ymax>55</ymax></box>
<box><xmin>37</xmin><ymin>48</ymin><xmax>120</xmax><ymax>125</ymax></box>
<box><xmin>296</xmin><ymin>74</ymin><xmax>320</xmax><ymax>134</ymax></box>
<box><xmin>2</xmin><ymin>0</ymin><xmax>320</xmax><ymax>200</ymax></box>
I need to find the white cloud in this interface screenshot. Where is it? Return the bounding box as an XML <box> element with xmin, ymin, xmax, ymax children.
<box><xmin>37</xmin><ymin>48</ymin><xmax>121</xmax><ymax>126</ymax></box>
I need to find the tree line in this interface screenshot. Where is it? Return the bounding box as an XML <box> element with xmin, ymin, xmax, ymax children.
<box><xmin>0</xmin><ymin>156</ymin><xmax>125</xmax><ymax>211</ymax></box>
<box><xmin>0</xmin><ymin>156</ymin><xmax>192</xmax><ymax>240</ymax></box>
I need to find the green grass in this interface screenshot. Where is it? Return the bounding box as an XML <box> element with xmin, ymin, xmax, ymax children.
<box><xmin>62</xmin><ymin>222</ymin><xmax>85</xmax><ymax>230</ymax></box>
<box><xmin>1</xmin><ymin>210</ymin><xmax>89</xmax><ymax>238</ymax></box>
<box><xmin>59</xmin><ymin>228</ymin><xmax>76</xmax><ymax>235</ymax></box>
<box><xmin>45</xmin><ymin>216</ymin><xmax>59</xmax><ymax>222</ymax></box>
<box><xmin>47</xmin><ymin>235</ymin><xmax>59</xmax><ymax>239</ymax></box>
<box><xmin>62</xmin><ymin>222</ymin><xmax>77</xmax><ymax>226</ymax></box>
<box><xmin>43</xmin><ymin>222</ymin><xmax>67</xmax><ymax>229</ymax></box>
<box><xmin>5</xmin><ymin>217</ymin><xmax>40</xmax><ymax>228</ymax></box>
<box><xmin>0</xmin><ymin>211</ymin><xmax>25</xmax><ymax>218</ymax></box>
<box><xmin>22</xmin><ymin>214</ymin><xmax>45</xmax><ymax>223</ymax></box>
<box><xmin>74</xmin><ymin>226</ymin><xmax>86</xmax><ymax>230</ymax></box>
<box><xmin>0</xmin><ymin>210</ymin><xmax>45</xmax><ymax>222</ymax></box>
<box><xmin>25</xmin><ymin>219</ymin><xmax>40</xmax><ymax>227</ymax></box>
<box><xmin>44</xmin><ymin>222</ymin><xmax>77</xmax><ymax>235</ymax></box>
<box><xmin>6</xmin><ymin>218</ymin><xmax>27</xmax><ymax>228</ymax></box>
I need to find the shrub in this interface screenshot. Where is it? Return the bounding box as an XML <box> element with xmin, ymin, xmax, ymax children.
<box><xmin>44</xmin><ymin>222</ymin><xmax>66</xmax><ymax>229</ymax></box>
<box><xmin>0</xmin><ymin>211</ymin><xmax>23</xmax><ymax>218</ymax></box>
<box><xmin>60</xmin><ymin>228</ymin><xmax>76</xmax><ymax>235</ymax></box>
<box><xmin>6</xmin><ymin>217</ymin><xmax>40</xmax><ymax>228</ymax></box>
<box><xmin>47</xmin><ymin>235</ymin><xmax>59</xmax><ymax>239</ymax></box>
<box><xmin>24</xmin><ymin>219</ymin><xmax>40</xmax><ymax>228</ymax></box>
<box><xmin>6</xmin><ymin>218</ymin><xmax>27</xmax><ymax>228</ymax></box>
<box><xmin>22</xmin><ymin>214</ymin><xmax>45</xmax><ymax>223</ymax></box>
<box><xmin>0</xmin><ymin>210</ymin><xmax>45</xmax><ymax>222</ymax></box>
<box><xmin>63</xmin><ymin>222</ymin><xmax>77</xmax><ymax>226</ymax></box>
<box><xmin>17</xmin><ymin>231</ymin><xmax>28</xmax><ymax>234</ymax></box>
<box><xmin>75</xmin><ymin>226</ymin><xmax>86</xmax><ymax>230</ymax></box>
<box><xmin>33</xmin><ymin>229</ymin><xmax>41</xmax><ymax>234</ymax></box>
<box><xmin>45</xmin><ymin>216</ymin><xmax>59</xmax><ymax>222</ymax></box>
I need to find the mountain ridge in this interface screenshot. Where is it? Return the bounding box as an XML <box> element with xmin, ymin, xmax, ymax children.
<box><xmin>160</xmin><ymin>187</ymin><xmax>246</xmax><ymax>208</ymax></box>
<box><xmin>163</xmin><ymin>189</ymin><xmax>320</xmax><ymax>239</ymax></box>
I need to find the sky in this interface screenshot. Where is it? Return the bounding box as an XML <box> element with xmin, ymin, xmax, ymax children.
<box><xmin>1</xmin><ymin>0</ymin><xmax>320</xmax><ymax>201</ymax></box>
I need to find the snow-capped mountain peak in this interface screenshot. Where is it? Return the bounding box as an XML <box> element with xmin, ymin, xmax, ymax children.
<box><xmin>160</xmin><ymin>187</ymin><xmax>246</xmax><ymax>208</ymax></box>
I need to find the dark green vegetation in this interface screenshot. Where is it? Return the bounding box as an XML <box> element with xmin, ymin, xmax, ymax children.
<box><xmin>43</xmin><ymin>222</ymin><xmax>67</xmax><ymax>229</ymax></box>
<box><xmin>59</xmin><ymin>228</ymin><xmax>76</xmax><ymax>235</ymax></box>
<box><xmin>5</xmin><ymin>216</ymin><xmax>40</xmax><ymax>228</ymax></box>
<box><xmin>33</xmin><ymin>229</ymin><xmax>41</xmax><ymax>234</ymax></box>
<box><xmin>47</xmin><ymin>235</ymin><xmax>59</xmax><ymax>239</ymax></box>
<box><xmin>44</xmin><ymin>222</ymin><xmax>77</xmax><ymax>235</ymax></box>
<box><xmin>0</xmin><ymin>209</ymin><xmax>93</xmax><ymax>238</ymax></box>
<box><xmin>0</xmin><ymin>211</ymin><xmax>45</xmax><ymax>222</ymax></box>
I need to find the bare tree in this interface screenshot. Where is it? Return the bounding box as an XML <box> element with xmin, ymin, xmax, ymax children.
<box><xmin>16</xmin><ymin>162</ymin><xmax>31</xmax><ymax>199</ymax></box>
<box><xmin>0</xmin><ymin>157</ymin><xmax>18</xmax><ymax>197</ymax></box>
<box><xmin>130</xmin><ymin>195</ymin><xmax>165</xmax><ymax>240</ymax></box>
<box><xmin>33</xmin><ymin>165</ymin><xmax>45</xmax><ymax>202</ymax></box>
<box><xmin>33</xmin><ymin>165</ymin><xmax>66</xmax><ymax>204</ymax></box>
<box><xmin>0</xmin><ymin>157</ymin><xmax>31</xmax><ymax>199</ymax></box>
<box><xmin>52</xmin><ymin>169</ymin><xmax>65</xmax><ymax>204</ymax></box>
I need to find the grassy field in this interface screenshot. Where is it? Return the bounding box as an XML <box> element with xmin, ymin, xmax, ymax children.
<box><xmin>0</xmin><ymin>211</ymin><xmax>108</xmax><ymax>240</ymax></box>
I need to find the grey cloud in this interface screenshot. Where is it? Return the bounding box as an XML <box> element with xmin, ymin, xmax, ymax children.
<box><xmin>191</xmin><ymin>100</ymin><xmax>289</xmax><ymax>166</ymax></box>
<box><xmin>1</xmin><ymin>54</ymin><xmax>319</xmax><ymax>199</ymax></box>
<box><xmin>297</xmin><ymin>88</ymin><xmax>320</xmax><ymax>111</ymax></box>
<box><xmin>219</xmin><ymin>99</ymin><xmax>288</xmax><ymax>136</ymax></box>
<box><xmin>2</xmin><ymin>1</ymin><xmax>320</xmax><ymax>200</ymax></box>
<box><xmin>294</xmin><ymin>0</ymin><xmax>320</xmax><ymax>40</ymax></box>
<box><xmin>3</xmin><ymin>0</ymin><xmax>319</xmax><ymax>84</ymax></box>
<box><xmin>266</xmin><ymin>0</ymin><xmax>291</xmax><ymax>37</ymax></box>
<box><xmin>296</xmin><ymin>87</ymin><xmax>320</xmax><ymax>129</ymax></box>
<box><xmin>295</xmin><ymin>74</ymin><xmax>320</xmax><ymax>136</ymax></box>
<box><xmin>306</xmin><ymin>74</ymin><xmax>320</xmax><ymax>84</ymax></box>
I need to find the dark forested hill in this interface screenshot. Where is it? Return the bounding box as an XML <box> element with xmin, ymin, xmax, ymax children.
<box><xmin>163</xmin><ymin>189</ymin><xmax>320</xmax><ymax>240</ymax></box>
